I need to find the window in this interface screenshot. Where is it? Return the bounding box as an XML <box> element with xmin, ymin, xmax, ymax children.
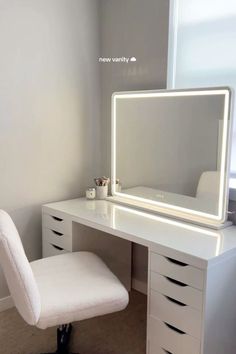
<box><xmin>168</xmin><ymin>0</ymin><xmax>236</xmax><ymax>194</ymax></box>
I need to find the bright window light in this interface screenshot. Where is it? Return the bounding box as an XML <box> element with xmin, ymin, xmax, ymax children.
<box><xmin>168</xmin><ymin>0</ymin><xmax>236</xmax><ymax>176</ymax></box>
<box><xmin>229</xmin><ymin>178</ymin><xmax>236</xmax><ymax>189</ymax></box>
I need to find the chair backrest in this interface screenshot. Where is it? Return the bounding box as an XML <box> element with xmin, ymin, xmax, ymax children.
<box><xmin>196</xmin><ymin>171</ymin><xmax>220</xmax><ymax>200</ymax></box>
<box><xmin>0</xmin><ymin>210</ymin><xmax>40</xmax><ymax>325</ymax></box>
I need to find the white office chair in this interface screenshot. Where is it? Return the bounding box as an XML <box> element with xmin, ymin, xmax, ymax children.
<box><xmin>0</xmin><ymin>210</ymin><xmax>129</xmax><ymax>354</ymax></box>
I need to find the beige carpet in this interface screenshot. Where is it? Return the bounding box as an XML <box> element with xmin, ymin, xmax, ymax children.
<box><xmin>0</xmin><ymin>290</ymin><xmax>146</xmax><ymax>354</ymax></box>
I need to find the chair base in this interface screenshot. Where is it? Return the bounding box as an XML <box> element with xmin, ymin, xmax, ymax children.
<box><xmin>41</xmin><ymin>324</ymin><xmax>79</xmax><ymax>354</ymax></box>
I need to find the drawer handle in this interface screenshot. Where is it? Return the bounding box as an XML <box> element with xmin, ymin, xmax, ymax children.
<box><xmin>164</xmin><ymin>322</ymin><xmax>186</xmax><ymax>335</ymax></box>
<box><xmin>164</xmin><ymin>295</ymin><xmax>187</xmax><ymax>307</ymax></box>
<box><xmin>51</xmin><ymin>244</ymin><xmax>63</xmax><ymax>251</ymax></box>
<box><xmin>51</xmin><ymin>216</ymin><xmax>63</xmax><ymax>222</ymax></box>
<box><xmin>162</xmin><ymin>349</ymin><xmax>172</xmax><ymax>354</ymax></box>
<box><xmin>165</xmin><ymin>276</ymin><xmax>187</xmax><ymax>287</ymax></box>
<box><xmin>51</xmin><ymin>230</ymin><xmax>63</xmax><ymax>236</ymax></box>
<box><xmin>165</xmin><ymin>256</ymin><xmax>188</xmax><ymax>267</ymax></box>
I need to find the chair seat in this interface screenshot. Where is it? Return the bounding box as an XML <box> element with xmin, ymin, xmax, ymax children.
<box><xmin>30</xmin><ymin>252</ymin><xmax>129</xmax><ymax>329</ymax></box>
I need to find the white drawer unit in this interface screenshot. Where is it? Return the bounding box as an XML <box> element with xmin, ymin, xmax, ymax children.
<box><xmin>43</xmin><ymin>228</ymin><xmax>73</xmax><ymax>252</ymax></box>
<box><xmin>150</xmin><ymin>290</ymin><xmax>202</xmax><ymax>338</ymax></box>
<box><xmin>148</xmin><ymin>316</ymin><xmax>201</xmax><ymax>354</ymax></box>
<box><xmin>150</xmin><ymin>252</ymin><xmax>204</xmax><ymax>290</ymax></box>
<box><xmin>150</xmin><ymin>271</ymin><xmax>203</xmax><ymax>311</ymax></box>
<box><xmin>148</xmin><ymin>251</ymin><xmax>204</xmax><ymax>354</ymax></box>
<box><xmin>43</xmin><ymin>213</ymin><xmax>72</xmax><ymax>235</ymax></box>
<box><xmin>42</xmin><ymin>212</ymin><xmax>73</xmax><ymax>258</ymax></box>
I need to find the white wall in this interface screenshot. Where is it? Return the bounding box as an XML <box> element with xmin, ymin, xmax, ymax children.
<box><xmin>0</xmin><ymin>0</ymin><xmax>170</xmax><ymax>301</ymax></box>
<box><xmin>100</xmin><ymin>0</ymin><xmax>170</xmax><ymax>289</ymax></box>
<box><xmin>0</xmin><ymin>0</ymin><xmax>101</xmax><ymax>300</ymax></box>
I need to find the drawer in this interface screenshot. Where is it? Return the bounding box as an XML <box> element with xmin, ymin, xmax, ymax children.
<box><xmin>148</xmin><ymin>316</ymin><xmax>200</xmax><ymax>354</ymax></box>
<box><xmin>150</xmin><ymin>271</ymin><xmax>203</xmax><ymax>311</ymax></box>
<box><xmin>43</xmin><ymin>213</ymin><xmax>72</xmax><ymax>235</ymax></box>
<box><xmin>43</xmin><ymin>241</ymin><xmax>69</xmax><ymax>258</ymax></box>
<box><xmin>43</xmin><ymin>228</ymin><xmax>72</xmax><ymax>251</ymax></box>
<box><xmin>149</xmin><ymin>341</ymin><xmax>176</xmax><ymax>354</ymax></box>
<box><xmin>150</xmin><ymin>253</ymin><xmax>204</xmax><ymax>290</ymax></box>
<box><xmin>150</xmin><ymin>290</ymin><xmax>202</xmax><ymax>338</ymax></box>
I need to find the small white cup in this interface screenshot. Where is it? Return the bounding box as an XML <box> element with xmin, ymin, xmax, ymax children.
<box><xmin>86</xmin><ymin>188</ymin><xmax>96</xmax><ymax>200</ymax></box>
<box><xmin>96</xmin><ymin>185</ymin><xmax>108</xmax><ymax>200</ymax></box>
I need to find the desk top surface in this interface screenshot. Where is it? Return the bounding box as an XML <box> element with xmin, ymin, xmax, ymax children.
<box><xmin>43</xmin><ymin>198</ymin><xmax>236</xmax><ymax>269</ymax></box>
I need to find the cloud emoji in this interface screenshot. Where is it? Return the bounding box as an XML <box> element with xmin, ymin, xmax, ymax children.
<box><xmin>130</xmin><ymin>57</ymin><xmax>137</xmax><ymax>62</ymax></box>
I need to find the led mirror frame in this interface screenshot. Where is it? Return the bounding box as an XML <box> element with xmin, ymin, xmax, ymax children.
<box><xmin>111</xmin><ymin>88</ymin><xmax>232</xmax><ymax>227</ymax></box>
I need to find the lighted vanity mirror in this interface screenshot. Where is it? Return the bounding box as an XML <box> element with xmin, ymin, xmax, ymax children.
<box><xmin>110</xmin><ymin>88</ymin><xmax>232</xmax><ymax>228</ymax></box>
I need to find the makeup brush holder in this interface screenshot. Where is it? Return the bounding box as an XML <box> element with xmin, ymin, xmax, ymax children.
<box><xmin>96</xmin><ymin>185</ymin><xmax>108</xmax><ymax>200</ymax></box>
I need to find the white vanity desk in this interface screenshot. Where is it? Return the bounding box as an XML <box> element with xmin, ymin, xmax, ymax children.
<box><xmin>42</xmin><ymin>198</ymin><xmax>236</xmax><ymax>354</ymax></box>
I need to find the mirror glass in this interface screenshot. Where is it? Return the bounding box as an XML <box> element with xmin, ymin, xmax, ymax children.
<box><xmin>111</xmin><ymin>88</ymin><xmax>232</xmax><ymax>226</ymax></box>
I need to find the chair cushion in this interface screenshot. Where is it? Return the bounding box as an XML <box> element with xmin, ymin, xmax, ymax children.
<box><xmin>31</xmin><ymin>252</ymin><xmax>129</xmax><ymax>329</ymax></box>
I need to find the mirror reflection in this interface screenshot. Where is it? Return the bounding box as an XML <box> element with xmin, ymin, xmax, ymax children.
<box><xmin>112</xmin><ymin>88</ymin><xmax>231</xmax><ymax>222</ymax></box>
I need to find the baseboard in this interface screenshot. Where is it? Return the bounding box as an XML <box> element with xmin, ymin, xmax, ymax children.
<box><xmin>0</xmin><ymin>296</ymin><xmax>14</xmax><ymax>312</ymax></box>
<box><xmin>132</xmin><ymin>278</ymin><xmax>147</xmax><ymax>295</ymax></box>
